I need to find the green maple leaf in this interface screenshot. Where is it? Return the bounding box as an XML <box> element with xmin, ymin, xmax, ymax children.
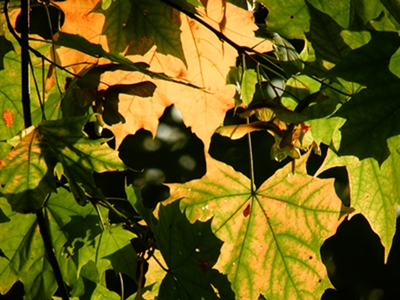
<box><xmin>260</xmin><ymin>0</ymin><xmax>352</xmax><ymax>40</ymax></box>
<box><xmin>153</xmin><ymin>201</ymin><xmax>235</xmax><ymax>300</ymax></box>
<box><xmin>0</xmin><ymin>36</ymin><xmax>14</xmax><ymax>70</ymax></box>
<box><xmin>0</xmin><ymin>198</ymin><xmax>57</xmax><ymax>299</ymax></box>
<box><xmin>240</xmin><ymin>69</ymin><xmax>258</xmax><ymax>106</ymax></box>
<box><xmin>260</xmin><ymin>0</ymin><xmax>310</xmax><ymax>39</ymax></box>
<box><xmin>326</xmin><ymin>32</ymin><xmax>400</xmax><ymax>164</ymax></box>
<box><xmin>0</xmin><ymin>37</ymin><xmax>58</xmax><ymax>141</ymax></box>
<box><xmin>126</xmin><ymin>186</ymin><xmax>234</xmax><ymax>299</ymax></box>
<box><xmin>0</xmin><ymin>187</ymin><xmax>136</xmax><ymax>299</ymax></box>
<box><xmin>164</xmin><ymin>153</ymin><xmax>350</xmax><ymax>300</ymax></box>
<box><xmin>39</xmin><ymin>116</ymin><xmax>127</xmax><ymax>203</ymax></box>
<box><xmin>328</xmin><ymin>31</ymin><xmax>400</xmax><ymax>87</ymax></box>
<box><xmin>0</xmin><ymin>127</ymin><xmax>57</xmax><ymax>213</ymax></box>
<box><xmin>0</xmin><ymin>116</ymin><xmax>127</xmax><ymax>212</ymax></box>
<box><xmin>316</xmin><ymin>149</ymin><xmax>400</xmax><ymax>262</ymax></box>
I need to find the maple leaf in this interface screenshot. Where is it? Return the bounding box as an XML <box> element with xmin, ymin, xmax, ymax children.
<box><xmin>164</xmin><ymin>152</ymin><xmax>351</xmax><ymax>299</ymax></box>
<box><xmin>55</xmin><ymin>0</ymin><xmax>108</xmax><ymax>73</ymax></box>
<box><xmin>316</xmin><ymin>149</ymin><xmax>400</xmax><ymax>262</ymax></box>
<box><xmin>0</xmin><ymin>127</ymin><xmax>56</xmax><ymax>213</ymax></box>
<box><xmin>97</xmin><ymin>1</ymin><xmax>273</xmax><ymax>148</ymax></box>
<box><xmin>0</xmin><ymin>116</ymin><xmax>127</xmax><ymax>213</ymax></box>
<box><xmin>0</xmin><ymin>200</ymin><xmax>57</xmax><ymax>298</ymax></box>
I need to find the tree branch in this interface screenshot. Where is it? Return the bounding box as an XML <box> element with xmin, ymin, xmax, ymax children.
<box><xmin>4</xmin><ymin>1</ymin><xmax>70</xmax><ymax>299</ymax></box>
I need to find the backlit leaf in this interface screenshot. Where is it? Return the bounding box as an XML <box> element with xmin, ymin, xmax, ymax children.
<box><xmin>99</xmin><ymin>0</ymin><xmax>273</xmax><ymax>148</ymax></box>
<box><xmin>165</xmin><ymin>153</ymin><xmax>350</xmax><ymax>299</ymax></box>
<box><xmin>125</xmin><ymin>0</ymin><xmax>186</xmax><ymax>66</ymax></box>
<box><xmin>47</xmin><ymin>188</ymin><xmax>137</xmax><ymax>286</ymax></box>
<box><xmin>96</xmin><ymin>225</ymin><xmax>137</xmax><ymax>282</ymax></box>
<box><xmin>241</xmin><ymin>69</ymin><xmax>257</xmax><ymax>106</ymax></box>
<box><xmin>0</xmin><ymin>37</ymin><xmax>54</xmax><ymax>140</ymax></box>
<box><xmin>316</xmin><ymin>149</ymin><xmax>400</xmax><ymax>261</ymax></box>
<box><xmin>260</xmin><ymin>0</ymin><xmax>309</xmax><ymax>39</ymax></box>
<box><xmin>38</xmin><ymin>116</ymin><xmax>127</xmax><ymax>203</ymax></box>
<box><xmin>0</xmin><ymin>127</ymin><xmax>56</xmax><ymax>213</ymax></box>
<box><xmin>93</xmin><ymin>0</ymin><xmax>131</xmax><ymax>53</ymax></box>
<box><xmin>0</xmin><ymin>36</ymin><xmax>14</xmax><ymax>70</ymax></box>
<box><xmin>216</xmin><ymin>121</ymin><xmax>282</xmax><ymax>140</ymax></box>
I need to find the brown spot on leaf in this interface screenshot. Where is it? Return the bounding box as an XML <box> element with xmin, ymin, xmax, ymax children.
<box><xmin>309</xmin><ymin>256</ymin><xmax>313</xmax><ymax>260</ymax></box>
<box><xmin>2</xmin><ymin>110</ymin><xmax>14</xmax><ymax>127</ymax></box>
<box><xmin>290</xmin><ymin>15</ymin><xmax>294</xmax><ymax>19</ymax></box>
<box><xmin>243</xmin><ymin>203</ymin><xmax>251</xmax><ymax>217</ymax></box>
<box><xmin>197</xmin><ymin>261</ymin><xmax>210</xmax><ymax>274</ymax></box>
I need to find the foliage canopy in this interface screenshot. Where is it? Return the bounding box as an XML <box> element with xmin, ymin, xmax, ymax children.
<box><xmin>0</xmin><ymin>0</ymin><xmax>400</xmax><ymax>299</ymax></box>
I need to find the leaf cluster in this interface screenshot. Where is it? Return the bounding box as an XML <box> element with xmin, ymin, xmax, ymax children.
<box><xmin>0</xmin><ymin>0</ymin><xmax>399</xmax><ymax>300</ymax></box>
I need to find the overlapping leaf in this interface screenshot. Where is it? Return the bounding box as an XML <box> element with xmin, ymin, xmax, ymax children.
<box><xmin>326</xmin><ymin>32</ymin><xmax>400</xmax><ymax>164</ymax></box>
<box><xmin>260</xmin><ymin>0</ymin><xmax>310</xmax><ymax>39</ymax></box>
<box><xmin>261</xmin><ymin>0</ymin><xmax>352</xmax><ymax>40</ymax></box>
<box><xmin>164</xmin><ymin>153</ymin><xmax>350</xmax><ymax>299</ymax></box>
<box><xmin>0</xmin><ymin>198</ymin><xmax>57</xmax><ymax>299</ymax></box>
<box><xmin>48</xmin><ymin>188</ymin><xmax>138</xmax><ymax>286</ymax></box>
<box><xmin>0</xmin><ymin>116</ymin><xmax>127</xmax><ymax>212</ymax></box>
<box><xmin>0</xmin><ymin>127</ymin><xmax>57</xmax><ymax>213</ymax></box>
<box><xmin>153</xmin><ymin>201</ymin><xmax>235</xmax><ymax>299</ymax></box>
<box><xmin>55</xmin><ymin>0</ymin><xmax>273</xmax><ymax>148</ymax></box>
<box><xmin>125</xmin><ymin>0</ymin><xmax>186</xmax><ymax>65</ymax></box>
<box><xmin>0</xmin><ymin>36</ymin><xmax>56</xmax><ymax>140</ymax></box>
<box><xmin>93</xmin><ymin>0</ymin><xmax>131</xmax><ymax>53</ymax></box>
<box><xmin>38</xmin><ymin>116</ymin><xmax>127</xmax><ymax>203</ymax></box>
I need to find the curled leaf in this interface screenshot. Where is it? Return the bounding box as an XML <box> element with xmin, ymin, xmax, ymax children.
<box><xmin>216</xmin><ymin>121</ymin><xmax>283</xmax><ymax>140</ymax></box>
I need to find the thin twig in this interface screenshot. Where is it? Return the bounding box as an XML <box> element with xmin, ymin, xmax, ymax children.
<box><xmin>119</xmin><ymin>272</ymin><xmax>125</xmax><ymax>300</ymax></box>
<box><xmin>28</xmin><ymin>54</ymin><xmax>45</xmax><ymax>120</ymax></box>
<box><xmin>246</xmin><ymin>118</ymin><xmax>255</xmax><ymax>193</ymax></box>
<box><xmin>309</xmin><ymin>75</ymin><xmax>353</xmax><ymax>97</ymax></box>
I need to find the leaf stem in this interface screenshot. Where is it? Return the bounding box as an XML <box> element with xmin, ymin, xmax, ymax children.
<box><xmin>308</xmin><ymin>75</ymin><xmax>353</xmax><ymax>98</ymax></box>
<box><xmin>246</xmin><ymin>118</ymin><xmax>256</xmax><ymax>193</ymax></box>
<box><xmin>28</xmin><ymin>54</ymin><xmax>46</xmax><ymax>120</ymax></box>
<box><xmin>119</xmin><ymin>272</ymin><xmax>125</xmax><ymax>300</ymax></box>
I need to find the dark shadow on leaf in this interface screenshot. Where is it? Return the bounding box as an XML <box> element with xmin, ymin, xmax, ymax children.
<box><xmin>328</xmin><ymin>32</ymin><xmax>400</xmax><ymax>164</ymax></box>
<box><xmin>304</xmin><ymin>3</ymin><xmax>352</xmax><ymax>77</ymax></box>
<box><xmin>3</xmin><ymin>170</ymin><xmax>56</xmax><ymax>213</ymax></box>
<box><xmin>154</xmin><ymin>201</ymin><xmax>235</xmax><ymax>300</ymax></box>
<box><xmin>62</xmin><ymin>215</ymin><xmax>102</xmax><ymax>256</ymax></box>
<box><xmin>0</xmin><ymin>207</ymin><xmax>10</xmax><ymax>223</ymax></box>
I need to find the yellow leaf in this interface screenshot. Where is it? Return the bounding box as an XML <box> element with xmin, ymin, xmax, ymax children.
<box><xmin>56</xmin><ymin>0</ymin><xmax>108</xmax><ymax>73</ymax></box>
<box><xmin>164</xmin><ymin>153</ymin><xmax>352</xmax><ymax>299</ymax></box>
